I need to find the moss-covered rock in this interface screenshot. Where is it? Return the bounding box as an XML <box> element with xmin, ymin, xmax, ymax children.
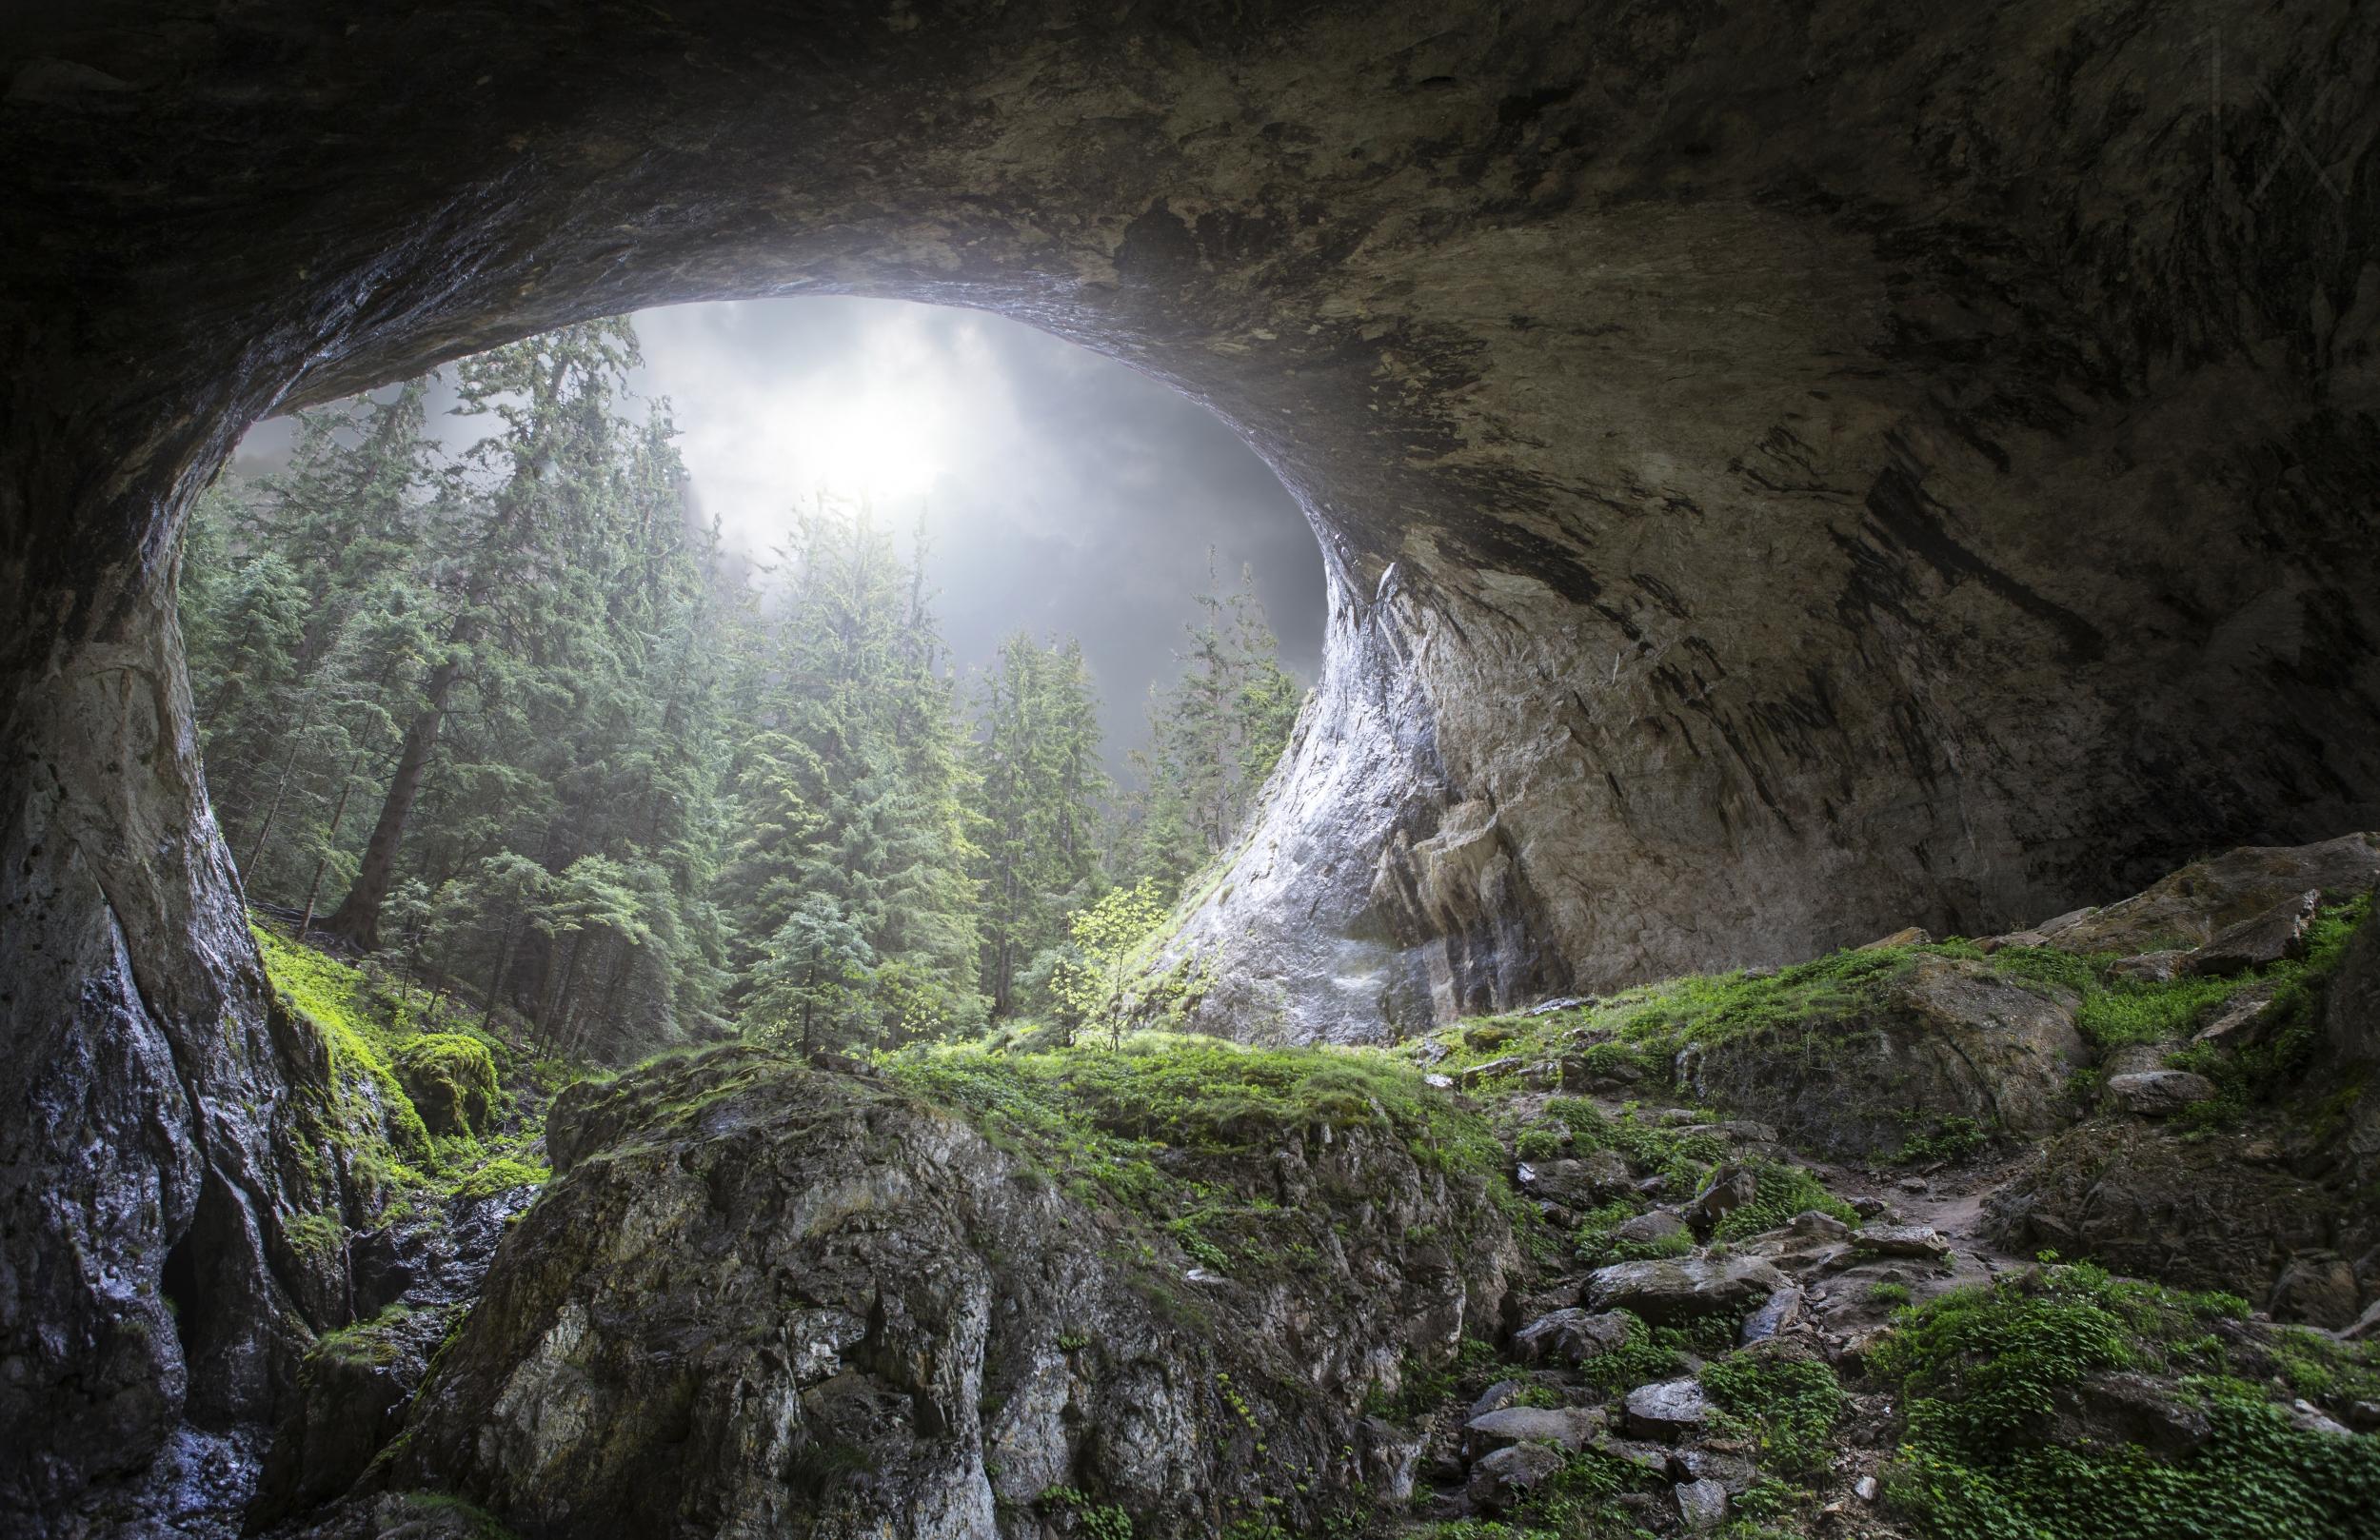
<box><xmin>391</xmin><ymin>1036</ymin><xmax>498</xmax><ymax>1138</ymax></box>
<box><xmin>1675</xmin><ymin>955</ymin><xmax>2089</xmax><ymax>1159</ymax></box>
<box><xmin>384</xmin><ymin>1042</ymin><xmax>1518</xmax><ymax>1538</ymax></box>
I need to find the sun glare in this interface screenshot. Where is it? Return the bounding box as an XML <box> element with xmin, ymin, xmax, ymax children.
<box><xmin>792</xmin><ymin>389</ymin><xmax>945</xmax><ymax>503</ymax></box>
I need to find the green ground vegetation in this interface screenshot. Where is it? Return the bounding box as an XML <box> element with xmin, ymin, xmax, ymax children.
<box><xmin>882</xmin><ymin>1032</ymin><xmax>1525</xmax><ymax>1250</ymax></box>
<box><xmin>1872</xmin><ymin>1260</ymin><xmax>2380</xmax><ymax>1540</ymax></box>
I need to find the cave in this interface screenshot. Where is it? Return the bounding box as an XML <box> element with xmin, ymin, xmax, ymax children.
<box><xmin>5</xmin><ymin>3</ymin><xmax>2378</xmax><ymax>1535</ymax></box>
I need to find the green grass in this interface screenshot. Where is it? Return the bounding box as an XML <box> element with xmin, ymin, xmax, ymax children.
<box><xmin>253</xmin><ymin>918</ymin><xmax>553</xmax><ymax>1219</ymax></box>
<box><xmin>1873</xmin><ymin>1261</ymin><xmax>2380</xmax><ymax>1540</ymax></box>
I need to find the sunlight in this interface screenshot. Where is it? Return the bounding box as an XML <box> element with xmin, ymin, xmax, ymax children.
<box><xmin>789</xmin><ymin>385</ymin><xmax>945</xmax><ymax>502</ymax></box>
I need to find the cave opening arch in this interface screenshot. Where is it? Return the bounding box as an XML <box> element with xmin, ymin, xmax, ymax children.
<box><xmin>206</xmin><ymin>291</ymin><xmax>1340</xmax><ymax>1049</ymax></box>
<box><xmin>6</xmin><ymin>3</ymin><xmax>2379</xmax><ymax>1521</ymax></box>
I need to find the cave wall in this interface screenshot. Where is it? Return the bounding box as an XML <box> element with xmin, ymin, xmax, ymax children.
<box><xmin>4</xmin><ymin>0</ymin><xmax>2378</xmax><ymax>1515</ymax></box>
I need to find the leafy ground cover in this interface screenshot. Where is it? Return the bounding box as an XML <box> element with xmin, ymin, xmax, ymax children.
<box><xmin>1873</xmin><ymin>1261</ymin><xmax>2380</xmax><ymax>1540</ymax></box>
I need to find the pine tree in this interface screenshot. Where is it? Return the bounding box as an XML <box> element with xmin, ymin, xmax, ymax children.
<box><xmin>1120</xmin><ymin>559</ymin><xmax>1303</xmax><ymax>898</ymax></box>
<box><xmin>968</xmin><ymin>631</ymin><xmax>1106</xmax><ymax>1015</ymax></box>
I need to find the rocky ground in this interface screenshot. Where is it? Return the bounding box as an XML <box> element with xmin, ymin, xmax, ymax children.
<box><xmin>64</xmin><ymin>836</ymin><xmax>2380</xmax><ymax>1538</ymax></box>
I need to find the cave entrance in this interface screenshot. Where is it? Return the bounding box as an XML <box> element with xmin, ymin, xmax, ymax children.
<box><xmin>192</xmin><ymin>296</ymin><xmax>1326</xmax><ymax>1060</ymax></box>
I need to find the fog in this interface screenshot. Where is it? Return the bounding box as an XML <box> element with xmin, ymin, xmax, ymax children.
<box><xmin>233</xmin><ymin>297</ymin><xmax>1326</xmax><ymax>774</ymax></box>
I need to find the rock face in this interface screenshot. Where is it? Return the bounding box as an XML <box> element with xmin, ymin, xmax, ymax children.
<box><xmin>2047</xmin><ymin>838</ymin><xmax>2380</xmax><ymax>958</ymax></box>
<box><xmin>2105</xmin><ymin>1070</ymin><xmax>2220</xmax><ymax>1118</ymax></box>
<box><xmin>1987</xmin><ymin>1121</ymin><xmax>2336</xmax><ymax>1309</ymax></box>
<box><xmin>1585</xmin><ymin>1257</ymin><xmax>1788</xmax><ymax>1325</ymax></box>
<box><xmin>7</xmin><ymin>6</ymin><xmax>2380</xmax><ymax>1514</ymax></box>
<box><xmin>373</xmin><ymin>1048</ymin><xmax>1513</xmax><ymax>1538</ymax></box>
<box><xmin>1678</xmin><ymin>956</ymin><xmax>2089</xmax><ymax>1157</ymax></box>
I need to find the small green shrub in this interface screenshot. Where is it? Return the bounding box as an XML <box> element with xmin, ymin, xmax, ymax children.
<box><xmin>1708</xmin><ymin>1159</ymin><xmax>1858</xmax><ymax>1244</ymax></box>
<box><xmin>1704</xmin><ymin>1353</ymin><xmax>1845</xmax><ymax>1483</ymax></box>
<box><xmin>1897</xmin><ymin>1115</ymin><xmax>1989</xmax><ymax>1164</ymax></box>
<box><xmin>1869</xmin><ymin>1281</ymin><xmax>1914</xmax><ymax>1307</ymax></box>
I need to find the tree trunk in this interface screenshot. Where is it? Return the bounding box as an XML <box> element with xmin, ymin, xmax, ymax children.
<box><xmin>481</xmin><ymin>919</ymin><xmax>520</xmax><ymax>1039</ymax></box>
<box><xmin>296</xmin><ymin>761</ymin><xmax>364</xmax><ymax>937</ymax></box>
<box><xmin>322</xmin><ymin>657</ymin><xmax>458</xmax><ymax>949</ymax></box>
<box><xmin>240</xmin><ymin>694</ymin><xmax>317</xmax><ymax>879</ymax></box>
<box><xmin>538</xmin><ymin>929</ymin><xmax>585</xmax><ymax>1050</ymax></box>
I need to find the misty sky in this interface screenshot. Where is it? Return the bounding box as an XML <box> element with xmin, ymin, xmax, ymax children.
<box><xmin>232</xmin><ymin>296</ymin><xmax>1326</xmax><ymax>774</ymax></box>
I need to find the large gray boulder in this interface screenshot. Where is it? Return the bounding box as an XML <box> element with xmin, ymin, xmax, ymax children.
<box><xmin>2104</xmin><ymin>1071</ymin><xmax>2219</xmax><ymax>1118</ymax></box>
<box><xmin>1987</xmin><ymin>1121</ymin><xmax>2331</xmax><ymax>1304</ymax></box>
<box><xmin>2049</xmin><ymin>838</ymin><xmax>2380</xmax><ymax>958</ymax></box>
<box><xmin>1677</xmin><ymin>956</ymin><xmax>2088</xmax><ymax>1158</ymax></box>
<box><xmin>1512</xmin><ymin>1308</ymin><xmax>1634</xmax><ymax>1366</ymax></box>
<box><xmin>1586</xmin><ymin>1257</ymin><xmax>1789</xmax><ymax>1324</ymax></box>
<box><xmin>1462</xmin><ymin>1406</ymin><xmax>1607</xmax><ymax>1461</ymax></box>
<box><xmin>377</xmin><ymin>1047</ymin><xmax>1517</xmax><ymax>1538</ymax></box>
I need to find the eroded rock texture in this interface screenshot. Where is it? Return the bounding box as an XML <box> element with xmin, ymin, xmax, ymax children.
<box><xmin>5</xmin><ymin>3</ymin><xmax>2380</xmax><ymax>1521</ymax></box>
<box><xmin>363</xmin><ymin>1047</ymin><xmax>1512</xmax><ymax>1538</ymax></box>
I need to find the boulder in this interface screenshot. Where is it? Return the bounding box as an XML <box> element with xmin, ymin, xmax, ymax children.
<box><xmin>2109</xmin><ymin>951</ymin><xmax>2192</xmax><ymax>983</ymax></box>
<box><xmin>1512</xmin><ymin>1308</ymin><xmax>1634</xmax><ymax>1366</ymax></box>
<box><xmin>1622</xmin><ymin>1378</ymin><xmax>1710</xmax><ymax>1440</ymax></box>
<box><xmin>2268</xmin><ymin>1253</ymin><xmax>2362</xmax><ymax>1330</ymax></box>
<box><xmin>1586</xmin><ymin>1257</ymin><xmax>1791</xmax><ymax>1324</ymax></box>
<box><xmin>1671</xmin><ymin>1446</ymin><xmax>1758</xmax><ymax>1493</ymax></box>
<box><xmin>1788</xmin><ymin>1210</ymin><xmax>1854</xmax><ymax>1241</ymax></box>
<box><xmin>2057</xmin><ymin>1371</ymin><xmax>2211</xmax><ymax>1458</ymax></box>
<box><xmin>2191</xmin><ymin>890</ymin><xmax>2321</xmax><ymax>977</ymax></box>
<box><xmin>1677</xmin><ymin>956</ymin><xmax>2087</xmax><ymax>1158</ymax></box>
<box><xmin>380</xmin><ymin>1047</ymin><xmax>1519</xmax><ymax>1536</ymax></box>
<box><xmin>1682</xmin><ymin>1164</ymin><xmax>1757</xmax><ymax>1232</ymax></box>
<box><xmin>1462</xmin><ymin>1406</ymin><xmax>1607</xmax><ymax>1461</ymax></box>
<box><xmin>2289</xmin><ymin>1400</ymin><xmax>2355</xmax><ymax>1437</ymax></box>
<box><xmin>1987</xmin><ymin>1120</ymin><xmax>2332</xmax><ymax>1302</ymax></box>
<box><xmin>1467</xmin><ymin>1443</ymin><xmax>1567</xmax><ymax>1513</ymax></box>
<box><xmin>1521</xmin><ymin>1151</ymin><xmax>1634</xmax><ymax>1209</ymax></box>
<box><xmin>1613</xmin><ymin>1210</ymin><xmax>1690</xmax><ymax>1248</ymax></box>
<box><xmin>2049</xmin><ymin>838</ymin><xmax>2380</xmax><ymax>957</ymax></box>
<box><xmin>2104</xmin><ymin>1071</ymin><xmax>2218</xmax><ymax>1118</ymax></box>
<box><xmin>1854</xmin><ymin>1224</ymin><xmax>1951</xmax><ymax>1260</ymax></box>
<box><xmin>1469</xmin><ymin>1379</ymin><xmax>1530</xmax><ymax>1421</ymax></box>
<box><xmin>2194</xmin><ymin>982</ymin><xmax>2282</xmax><ymax>1045</ymax></box>
<box><xmin>1593</xmin><ymin>1435</ymin><xmax>1676</xmax><ymax>1475</ymax></box>
<box><xmin>1676</xmin><ymin>1476</ymin><xmax>1730</xmax><ymax>1531</ymax></box>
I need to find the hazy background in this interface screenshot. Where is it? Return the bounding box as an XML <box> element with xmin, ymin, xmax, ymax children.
<box><xmin>232</xmin><ymin>296</ymin><xmax>1327</xmax><ymax>774</ymax></box>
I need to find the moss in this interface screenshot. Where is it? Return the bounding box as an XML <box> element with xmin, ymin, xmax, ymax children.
<box><xmin>394</xmin><ymin>1034</ymin><xmax>500</xmax><ymax>1136</ymax></box>
<box><xmin>879</xmin><ymin>1031</ymin><xmax>1521</xmax><ymax>1243</ymax></box>
<box><xmin>449</xmin><ymin>1155</ymin><xmax>549</xmax><ymax>1201</ymax></box>
<box><xmin>312</xmin><ymin>1304</ymin><xmax>417</xmax><ymax>1370</ymax></box>
<box><xmin>284</xmin><ymin>1210</ymin><xmax>347</xmax><ymax>1260</ymax></box>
